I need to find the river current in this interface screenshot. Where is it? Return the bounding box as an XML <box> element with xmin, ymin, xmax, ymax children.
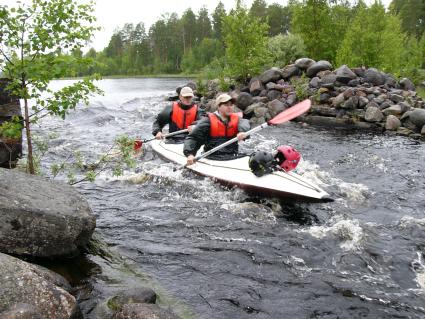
<box><xmin>36</xmin><ymin>78</ymin><xmax>425</xmax><ymax>318</ymax></box>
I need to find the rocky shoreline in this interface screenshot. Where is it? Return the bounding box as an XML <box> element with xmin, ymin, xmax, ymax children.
<box><xmin>0</xmin><ymin>169</ymin><xmax>181</xmax><ymax>319</ymax></box>
<box><xmin>180</xmin><ymin>58</ymin><xmax>425</xmax><ymax>140</ymax></box>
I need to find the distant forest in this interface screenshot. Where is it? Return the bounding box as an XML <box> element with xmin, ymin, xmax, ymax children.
<box><xmin>65</xmin><ymin>0</ymin><xmax>425</xmax><ymax>83</ymax></box>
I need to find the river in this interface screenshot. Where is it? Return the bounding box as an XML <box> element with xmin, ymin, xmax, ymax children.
<box><xmin>36</xmin><ymin>78</ymin><xmax>425</xmax><ymax>318</ymax></box>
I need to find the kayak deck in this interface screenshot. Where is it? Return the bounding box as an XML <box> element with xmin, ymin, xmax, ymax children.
<box><xmin>150</xmin><ymin>140</ymin><xmax>331</xmax><ymax>202</ymax></box>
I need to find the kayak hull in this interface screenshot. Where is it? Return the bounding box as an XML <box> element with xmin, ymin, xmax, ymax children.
<box><xmin>150</xmin><ymin>140</ymin><xmax>331</xmax><ymax>202</ymax></box>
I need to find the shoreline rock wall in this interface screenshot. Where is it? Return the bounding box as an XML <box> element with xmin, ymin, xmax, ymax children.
<box><xmin>182</xmin><ymin>58</ymin><xmax>425</xmax><ymax>140</ymax></box>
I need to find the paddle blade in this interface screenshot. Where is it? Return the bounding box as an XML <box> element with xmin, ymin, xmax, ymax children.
<box><xmin>134</xmin><ymin>140</ymin><xmax>143</xmax><ymax>151</ymax></box>
<box><xmin>268</xmin><ymin>99</ymin><xmax>311</xmax><ymax>125</ymax></box>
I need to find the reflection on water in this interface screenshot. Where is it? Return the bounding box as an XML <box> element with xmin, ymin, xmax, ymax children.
<box><xmin>36</xmin><ymin>78</ymin><xmax>425</xmax><ymax>318</ymax></box>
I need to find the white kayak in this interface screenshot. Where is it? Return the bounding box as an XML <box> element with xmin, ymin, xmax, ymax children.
<box><xmin>150</xmin><ymin>140</ymin><xmax>331</xmax><ymax>202</ymax></box>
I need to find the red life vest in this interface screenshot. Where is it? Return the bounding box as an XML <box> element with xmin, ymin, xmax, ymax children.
<box><xmin>208</xmin><ymin>113</ymin><xmax>239</xmax><ymax>137</ymax></box>
<box><xmin>171</xmin><ymin>102</ymin><xmax>198</xmax><ymax>129</ymax></box>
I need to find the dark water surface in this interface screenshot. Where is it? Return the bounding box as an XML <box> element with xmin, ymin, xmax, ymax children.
<box><xmin>38</xmin><ymin>79</ymin><xmax>425</xmax><ymax>318</ymax></box>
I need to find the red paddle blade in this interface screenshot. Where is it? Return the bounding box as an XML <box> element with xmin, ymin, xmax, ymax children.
<box><xmin>134</xmin><ymin>140</ymin><xmax>143</xmax><ymax>151</ymax></box>
<box><xmin>268</xmin><ymin>99</ymin><xmax>311</xmax><ymax>125</ymax></box>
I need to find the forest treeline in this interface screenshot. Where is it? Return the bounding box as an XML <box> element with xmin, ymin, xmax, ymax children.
<box><xmin>66</xmin><ymin>0</ymin><xmax>425</xmax><ymax>83</ymax></box>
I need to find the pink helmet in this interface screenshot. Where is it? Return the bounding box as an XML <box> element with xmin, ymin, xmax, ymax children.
<box><xmin>276</xmin><ymin>145</ymin><xmax>301</xmax><ymax>172</ymax></box>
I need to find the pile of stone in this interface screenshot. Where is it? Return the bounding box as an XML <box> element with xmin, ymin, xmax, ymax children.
<box><xmin>194</xmin><ymin>58</ymin><xmax>425</xmax><ymax>139</ymax></box>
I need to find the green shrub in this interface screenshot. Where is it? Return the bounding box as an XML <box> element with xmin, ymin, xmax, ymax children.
<box><xmin>267</xmin><ymin>34</ymin><xmax>306</xmax><ymax>67</ymax></box>
<box><xmin>0</xmin><ymin>116</ymin><xmax>23</xmax><ymax>139</ymax></box>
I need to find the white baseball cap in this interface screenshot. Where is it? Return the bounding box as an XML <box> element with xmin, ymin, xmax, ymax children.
<box><xmin>180</xmin><ymin>86</ymin><xmax>194</xmax><ymax>97</ymax></box>
<box><xmin>215</xmin><ymin>93</ymin><xmax>234</xmax><ymax>106</ymax></box>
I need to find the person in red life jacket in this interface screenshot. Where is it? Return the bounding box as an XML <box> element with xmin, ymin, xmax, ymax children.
<box><xmin>184</xmin><ymin>93</ymin><xmax>250</xmax><ymax>165</ymax></box>
<box><xmin>152</xmin><ymin>86</ymin><xmax>204</xmax><ymax>143</ymax></box>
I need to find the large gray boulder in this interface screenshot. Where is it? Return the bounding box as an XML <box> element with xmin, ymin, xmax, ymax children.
<box><xmin>364</xmin><ymin>68</ymin><xmax>385</xmax><ymax>86</ymax></box>
<box><xmin>335</xmin><ymin>65</ymin><xmax>357</xmax><ymax>84</ymax></box>
<box><xmin>235</xmin><ymin>92</ymin><xmax>253</xmax><ymax>111</ymax></box>
<box><xmin>0</xmin><ymin>168</ymin><xmax>96</xmax><ymax>258</ymax></box>
<box><xmin>408</xmin><ymin>108</ymin><xmax>425</xmax><ymax>128</ymax></box>
<box><xmin>259</xmin><ymin>67</ymin><xmax>283</xmax><ymax>84</ymax></box>
<box><xmin>0</xmin><ymin>252</ymin><xmax>78</xmax><ymax>318</ymax></box>
<box><xmin>365</xmin><ymin>106</ymin><xmax>384</xmax><ymax>122</ymax></box>
<box><xmin>294</xmin><ymin>58</ymin><xmax>315</xmax><ymax>70</ymax></box>
<box><xmin>306</xmin><ymin>60</ymin><xmax>333</xmax><ymax>78</ymax></box>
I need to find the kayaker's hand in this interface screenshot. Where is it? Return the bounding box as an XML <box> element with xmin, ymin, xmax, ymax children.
<box><xmin>237</xmin><ymin>132</ymin><xmax>247</xmax><ymax>141</ymax></box>
<box><xmin>187</xmin><ymin>125</ymin><xmax>194</xmax><ymax>133</ymax></box>
<box><xmin>155</xmin><ymin>132</ymin><xmax>163</xmax><ymax>140</ymax></box>
<box><xmin>187</xmin><ymin>155</ymin><xmax>195</xmax><ymax>166</ymax></box>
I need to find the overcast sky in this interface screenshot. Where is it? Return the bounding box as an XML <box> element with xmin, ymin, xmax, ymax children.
<box><xmin>1</xmin><ymin>0</ymin><xmax>393</xmax><ymax>51</ymax></box>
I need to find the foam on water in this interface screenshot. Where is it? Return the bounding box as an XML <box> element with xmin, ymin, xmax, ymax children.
<box><xmin>300</xmin><ymin>217</ymin><xmax>364</xmax><ymax>251</ymax></box>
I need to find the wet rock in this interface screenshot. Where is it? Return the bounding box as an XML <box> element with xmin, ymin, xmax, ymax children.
<box><xmin>265</xmin><ymin>82</ymin><xmax>276</xmax><ymax>90</ymax></box>
<box><xmin>343</xmin><ymin>88</ymin><xmax>355</xmax><ymax>99</ymax></box>
<box><xmin>408</xmin><ymin>108</ymin><xmax>425</xmax><ymax>128</ymax></box>
<box><xmin>421</xmin><ymin>125</ymin><xmax>425</xmax><ymax>135</ymax></box>
<box><xmin>398</xmin><ymin>101</ymin><xmax>411</xmax><ymax>113</ymax></box>
<box><xmin>397</xmin><ymin>127</ymin><xmax>414</xmax><ymax>136</ymax></box>
<box><xmin>294</xmin><ymin>58</ymin><xmax>315</xmax><ymax>70</ymax></box>
<box><xmin>321</xmin><ymin>74</ymin><xmax>337</xmax><ymax>87</ymax></box>
<box><xmin>0</xmin><ymin>168</ymin><xmax>96</xmax><ymax>258</ymax></box>
<box><xmin>0</xmin><ymin>252</ymin><xmax>78</xmax><ymax>319</ymax></box>
<box><xmin>335</xmin><ymin>65</ymin><xmax>357</xmax><ymax>84</ymax></box>
<box><xmin>309</xmin><ymin>77</ymin><xmax>321</xmax><ymax>88</ymax></box>
<box><xmin>249</xmin><ymin>78</ymin><xmax>263</xmax><ymax>96</ymax></box>
<box><xmin>244</xmin><ymin>102</ymin><xmax>265</xmax><ymax>117</ymax></box>
<box><xmin>399</xmin><ymin>78</ymin><xmax>415</xmax><ymax>91</ymax></box>
<box><xmin>365</xmin><ymin>106</ymin><xmax>384</xmax><ymax>122</ymax></box>
<box><xmin>385</xmin><ymin>115</ymin><xmax>401</xmax><ymax>131</ymax></box>
<box><xmin>379</xmin><ymin>101</ymin><xmax>392</xmax><ymax>110</ymax></box>
<box><xmin>389</xmin><ymin>94</ymin><xmax>403</xmax><ymax>103</ymax></box>
<box><xmin>236</xmin><ymin>92</ymin><xmax>253</xmax><ymax>111</ymax></box>
<box><xmin>383</xmin><ymin>105</ymin><xmax>404</xmax><ymax>116</ymax></box>
<box><xmin>385</xmin><ymin>75</ymin><xmax>397</xmax><ymax>88</ymax></box>
<box><xmin>267</xmin><ymin>90</ymin><xmax>282</xmax><ymax>101</ymax></box>
<box><xmin>260</xmin><ymin>67</ymin><xmax>283</xmax><ymax>84</ymax></box>
<box><xmin>267</xmin><ymin>99</ymin><xmax>286</xmax><ymax>117</ymax></box>
<box><xmin>347</xmin><ymin>79</ymin><xmax>361</xmax><ymax>87</ymax></box>
<box><xmin>306</xmin><ymin>60</ymin><xmax>333</xmax><ymax>78</ymax></box>
<box><xmin>281</xmin><ymin>64</ymin><xmax>302</xmax><ymax>80</ymax></box>
<box><xmin>364</xmin><ymin>68</ymin><xmax>385</xmax><ymax>86</ymax></box>
<box><xmin>341</xmin><ymin>96</ymin><xmax>358</xmax><ymax>109</ymax></box>
<box><xmin>332</xmin><ymin>93</ymin><xmax>345</xmax><ymax>108</ymax></box>
<box><xmin>358</xmin><ymin>96</ymin><xmax>369</xmax><ymax>109</ymax></box>
<box><xmin>0</xmin><ymin>303</ymin><xmax>44</xmax><ymax>319</ymax></box>
<box><xmin>352</xmin><ymin>67</ymin><xmax>366</xmax><ymax>78</ymax></box>
<box><xmin>286</xmin><ymin>93</ymin><xmax>297</xmax><ymax>107</ymax></box>
<box><xmin>311</xmin><ymin>105</ymin><xmax>337</xmax><ymax>117</ymax></box>
<box><xmin>112</xmin><ymin>303</ymin><xmax>181</xmax><ymax>319</ymax></box>
<box><xmin>259</xmin><ymin>89</ymin><xmax>268</xmax><ymax>97</ymax></box>
<box><xmin>254</xmin><ymin>106</ymin><xmax>268</xmax><ymax>118</ymax></box>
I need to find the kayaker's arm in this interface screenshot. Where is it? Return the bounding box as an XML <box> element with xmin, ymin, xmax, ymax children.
<box><xmin>152</xmin><ymin>104</ymin><xmax>173</xmax><ymax>136</ymax></box>
<box><xmin>238</xmin><ymin>117</ymin><xmax>251</xmax><ymax>140</ymax></box>
<box><xmin>183</xmin><ymin>117</ymin><xmax>210</xmax><ymax>157</ymax></box>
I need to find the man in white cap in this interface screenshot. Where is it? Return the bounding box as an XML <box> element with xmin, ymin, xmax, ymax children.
<box><xmin>152</xmin><ymin>86</ymin><xmax>204</xmax><ymax>143</ymax></box>
<box><xmin>183</xmin><ymin>93</ymin><xmax>249</xmax><ymax>165</ymax></box>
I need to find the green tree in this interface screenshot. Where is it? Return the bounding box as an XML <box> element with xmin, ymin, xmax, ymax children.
<box><xmin>268</xmin><ymin>33</ymin><xmax>307</xmax><ymax>67</ymax></box>
<box><xmin>249</xmin><ymin>0</ymin><xmax>268</xmax><ymax>21</ymax></box>
<box><xmin>0</xmin><ymin>0</ymin><xmax>101</xmax><ymax>174</ymax></box>
<box><xmin>212</xmin><ymin>2</ymin><xmax>227</xmax><ymax>41</ymax></box>
<box><xmin>389</xmin><ymin>0</ymin><xmax>425</xmax><ymax>39</ymax></box>
<box><xmin>291</xmin><ymin>0</ymin><xmax>352</xmax><ymax>63</ymax></box>
<box><xmin>336</xmin><ymin>2</ymin><xmax>411</xmax><ymax>74</ymax></box>
<box><xmin>267</xmin><ymin>3</ymin><xmax>291</xmax><ymax>36</ymax></box>
<box><xmin>181</xmin><ymin>9</ymin><xmax>197</xmax><ymax>54</ymax></box>
<box><xmin>196</xmin><ymin>7</ymin><xmax>212</xmax><ymax>43</ymax></box>
<box><xmin>223</xmin><ymin>1</ymin><xmax>271</xmax><ymax>82</ymax></box>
